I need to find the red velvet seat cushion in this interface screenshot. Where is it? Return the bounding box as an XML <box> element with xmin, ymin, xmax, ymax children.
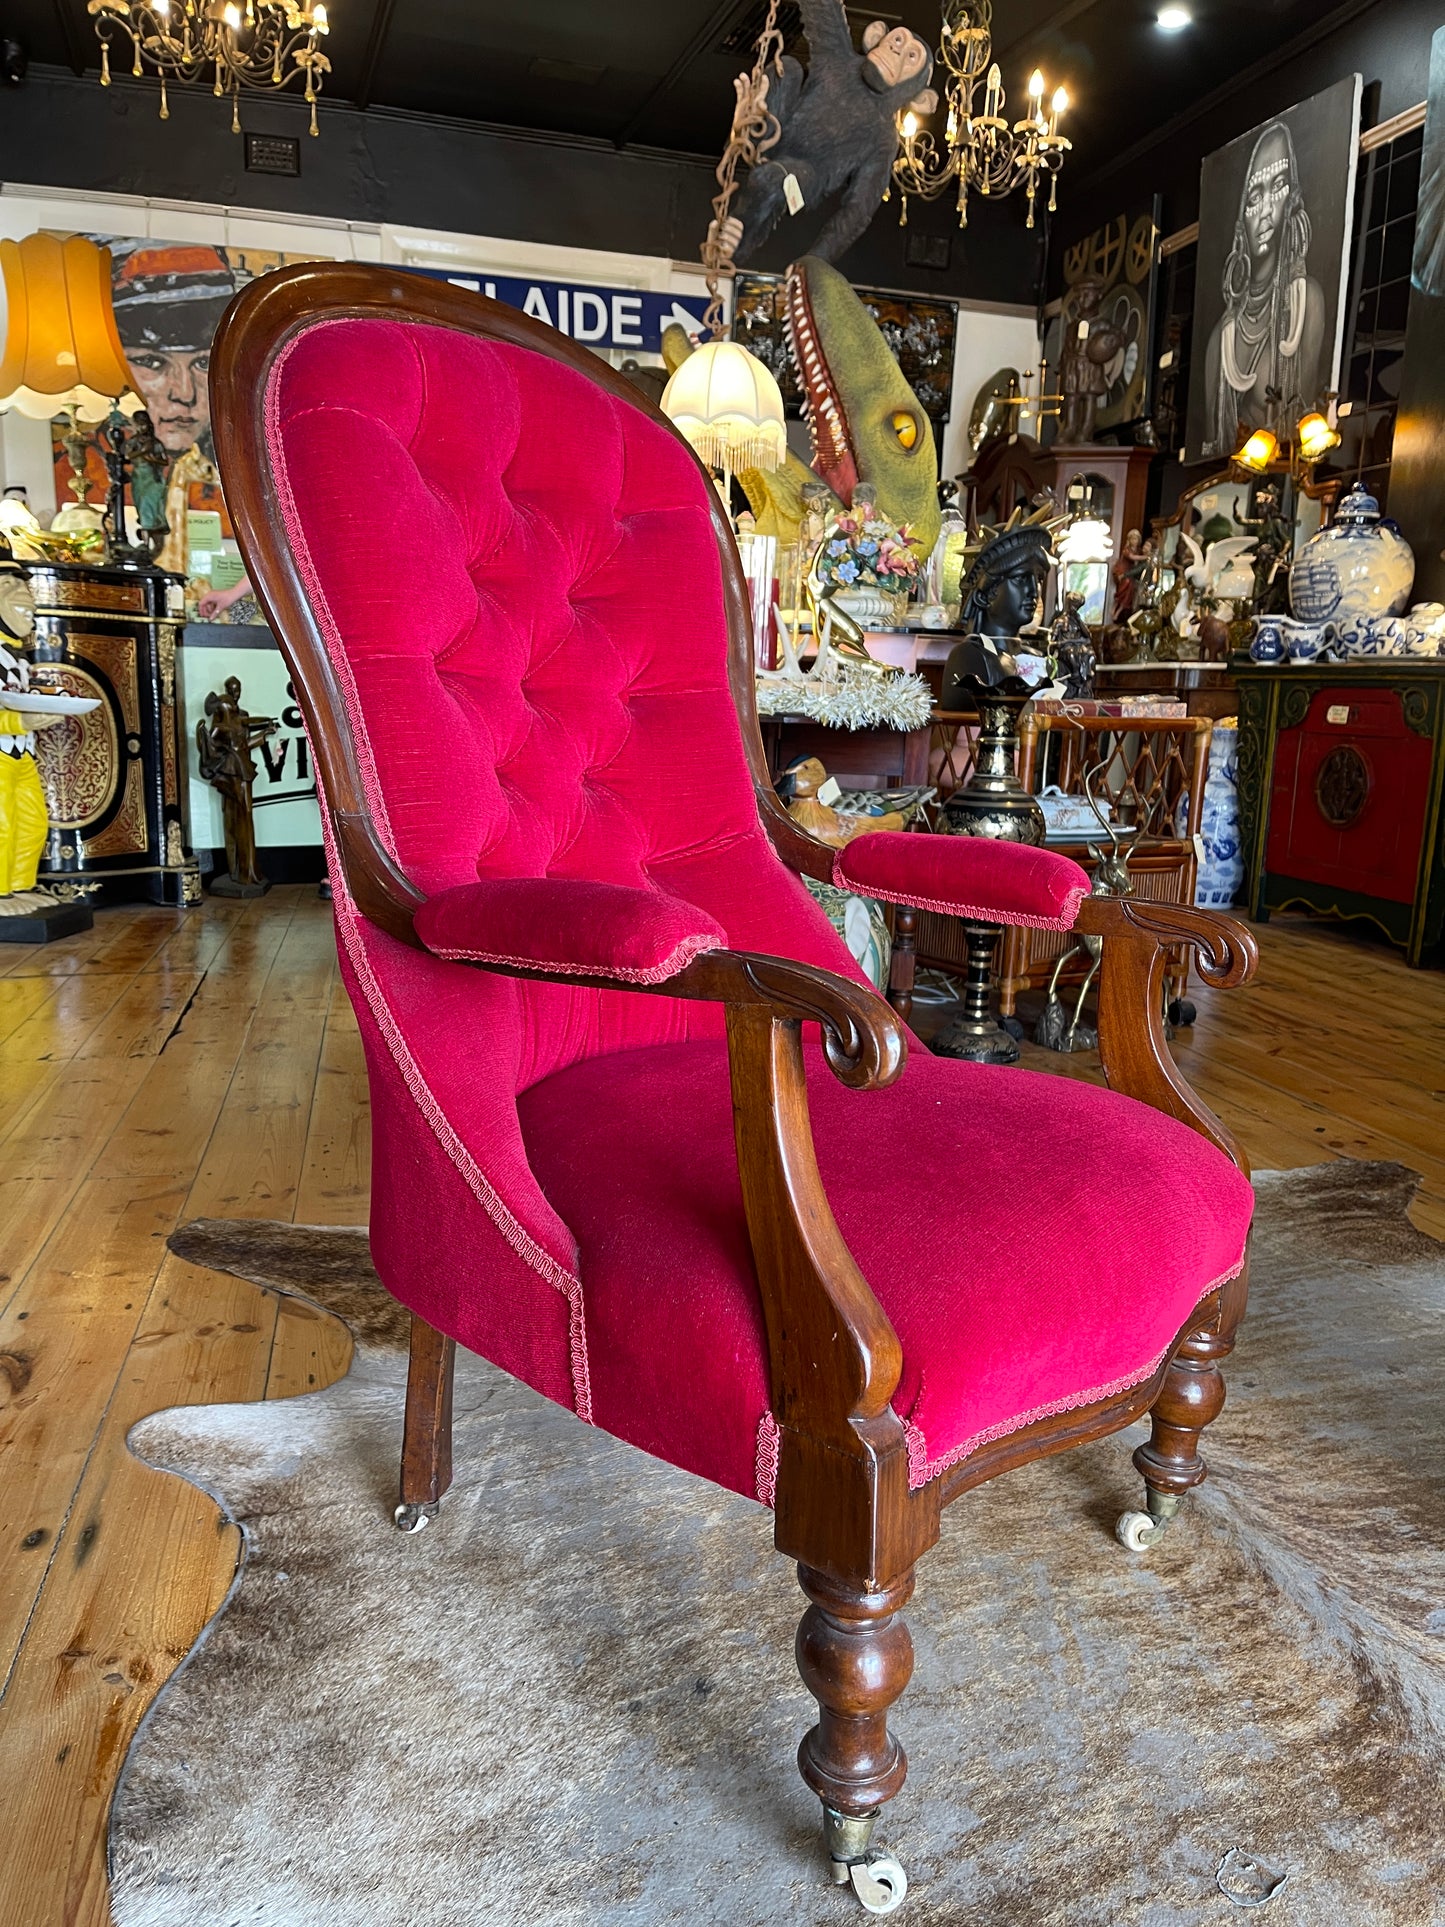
<box><xmin>517</xmin><ymin>1040</ymin><xmax>1253</xmax><ymax>1503</ymax></box>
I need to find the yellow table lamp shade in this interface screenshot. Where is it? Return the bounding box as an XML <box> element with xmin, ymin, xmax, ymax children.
<box><xmin>0</xmin><ymin>234</ymin><xmax>137</xmax><ymax>421</ymax></box>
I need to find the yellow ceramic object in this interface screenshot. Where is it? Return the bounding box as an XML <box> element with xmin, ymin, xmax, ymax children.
<box><xmin>0</xmin><ymin>715</ymin><xmax>47</xmax><ymax>895</ymax></box>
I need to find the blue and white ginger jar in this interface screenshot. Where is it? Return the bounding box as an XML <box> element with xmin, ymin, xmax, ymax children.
<box><xmin>1289</xmin><ymin>484</ymin><xmax>1415</xmax><ymax>625</ymax></box>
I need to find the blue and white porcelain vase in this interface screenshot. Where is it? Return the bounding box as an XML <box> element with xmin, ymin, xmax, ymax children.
<box><xmin>1289</xmin><ymin>484</ymin><xmax>1415</xmax><ymax>626</ymax></box>
<box><xmin>1177</xmin><ymin>725</ymin><xmax>1244</xmax><ymax>909</ymax></box>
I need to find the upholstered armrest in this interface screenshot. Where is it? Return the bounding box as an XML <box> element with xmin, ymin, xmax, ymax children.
<box><xmin>414</xmin><ymin>877</ymin><xmax>727</xmax><ymax>983</ymax></box>
<box><xmin>832</xmin><ymin>830</ymin><xmax>1089</xmax><ymax>930</ymax></box>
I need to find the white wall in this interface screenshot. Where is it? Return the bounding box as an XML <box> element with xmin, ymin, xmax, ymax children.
<box><xmin>940</xmin><ymin>301</ymin><xmax>1042</xmax><ymax>487</ymax></box>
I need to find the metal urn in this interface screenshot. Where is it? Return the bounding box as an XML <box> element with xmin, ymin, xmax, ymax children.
<box><xmin>932</xmin><ymin>677</ymin><xmax>1044</xmax><ymax>1065</ymax></box>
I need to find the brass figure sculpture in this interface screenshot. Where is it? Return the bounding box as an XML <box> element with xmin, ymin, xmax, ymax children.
<box><xmin>196</xmin><ymin>674</ymin><xmax>277</xmax><ymax>896</ymax></box>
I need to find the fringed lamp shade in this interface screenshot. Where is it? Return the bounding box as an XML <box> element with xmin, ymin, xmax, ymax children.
<box><xmin>660</xmin><ymin>340</ymin><xmax>786</xmax><ymax>473</ymax></box>
<box><xmin>0</xmin><ymin>234</ymin><xmax>137</xmax><ymax>421</ymax></box>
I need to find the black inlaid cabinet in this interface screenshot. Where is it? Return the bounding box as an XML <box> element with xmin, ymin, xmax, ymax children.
<box><xmin>24</xmin><ymin>563</ymin><xmax>200</xmax><ymax>908</ymax></box>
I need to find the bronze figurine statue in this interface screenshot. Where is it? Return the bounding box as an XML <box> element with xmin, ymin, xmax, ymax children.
<box><xmin>1048</xmin><ymin>589</ymin><xmax>1097</xmax><ymax>699</ymax></box>
<box><xmin>196</xmin><ymin>675</ymin><xmax>277</xmax><ymax>897</ymax></box>
<box><xmin>128</xmin><ymin>410</ymin><xmax>171</xmax><ymax>557</ymax></box>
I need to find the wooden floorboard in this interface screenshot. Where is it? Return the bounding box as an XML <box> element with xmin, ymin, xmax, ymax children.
<box><xmin>0</xmin><ymin>890</ymin><xmax>1441</xmax><ymax>1927</ymax></box>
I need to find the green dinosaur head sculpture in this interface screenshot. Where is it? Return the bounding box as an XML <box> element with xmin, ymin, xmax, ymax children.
<box><xmin>786</xmin><ymin>256</ymin><xmax>940</xmax><ymax>558</ymax></box>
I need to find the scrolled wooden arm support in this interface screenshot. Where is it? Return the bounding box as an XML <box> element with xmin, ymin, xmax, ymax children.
<box><xmin>1075</xmin><ymin>895</ymin><xmax>1258</xmax><ymax>1173</ymax></box>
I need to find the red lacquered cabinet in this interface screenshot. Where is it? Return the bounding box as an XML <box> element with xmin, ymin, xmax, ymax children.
<box><xmin>1235</xmin><ymin>660</ymin><xmax>1445</xmax><ymax>966</ymax></box>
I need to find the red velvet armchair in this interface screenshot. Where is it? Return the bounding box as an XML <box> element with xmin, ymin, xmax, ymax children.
<box><xmin>211</xmin><ymin>265</ymin><xmax>1257</xmax><ymax>1916</ymax></box>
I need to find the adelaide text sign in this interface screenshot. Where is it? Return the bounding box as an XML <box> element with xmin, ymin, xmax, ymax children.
<box><xmin>404</xmin><ymin>267</ymin><xmax>713</xmax><ymax>353</ymax></box>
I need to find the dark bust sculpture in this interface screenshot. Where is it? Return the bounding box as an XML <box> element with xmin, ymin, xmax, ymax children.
<box><xmin>934</xmin><ymin>512</ymin><xmax>1058</xmax><ymax>1065</ymax></box>
<box><xmin>940</xmin><ymin>515</ymin><xmax>1055</xmax><ymax>707</ymax></box>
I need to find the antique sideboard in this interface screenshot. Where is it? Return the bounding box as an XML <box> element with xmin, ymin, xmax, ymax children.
<box><xmin>1234</xmin><ymin>657</ymin><xmax>1445</xmax><ymax>966</ymax></box>
<box><xmin>25</xmin><ymin>562</ymin><xmax>200</xmax><ymax>907</ymax></box>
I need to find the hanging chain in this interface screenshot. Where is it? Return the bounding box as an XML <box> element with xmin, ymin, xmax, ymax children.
<box><xmin>700</xmin><ymin>0</ymin><xmax>786</xmax><ymax>339</ymax></box>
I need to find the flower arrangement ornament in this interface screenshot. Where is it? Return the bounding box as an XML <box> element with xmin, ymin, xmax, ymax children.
<box><xmin>815</xmin><ymin>503</ymin><xmax>921</xmax><ymax>597</ymax></box>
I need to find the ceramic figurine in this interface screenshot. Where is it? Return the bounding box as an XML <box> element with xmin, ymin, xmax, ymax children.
<box><xmin>1048</xmin><ymin>589</ymin><xmax>1097</xmax><ymax>699</ymax></box>
<box><xmin>195</xmin><ymin>676</ymin><xmax>279</xmax><ymax>897</ymax></box>
<box><xmin>1239</xmin><ymin>483</ymin><xmax>1292</xmax><ymax>616</ymax></box>
<box><xmin>1290</xmin><ymin>483</ymin><xmax>1415</xmax><ymax>626</ymax></box>
<box><xmin>128</xmin><ymin>410</ymin><xmax>171</xmax><ymax>556</ymax></box>
<box><xmin>782</xmin><ymin>756</ymin><xmax>903</xmax><ymax>847</ymax></box>
<box><xmin>0</xmin><ymin>560</ymin><xmax>101</xmax><ymax>920</ymax></box>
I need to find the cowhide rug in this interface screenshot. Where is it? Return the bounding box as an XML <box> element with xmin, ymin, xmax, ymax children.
<box><xmin>109</xmin><ymin>1163</ymin><xmax>1445</xmax><ymax>1927</ymax></box>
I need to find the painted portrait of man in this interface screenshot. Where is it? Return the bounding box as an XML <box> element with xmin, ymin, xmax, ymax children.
<box><xmin>109</xmin><ymin>244</ymin><xmax>243</xmax><ymax>461</ymax></box>
<box><xmin>48</xmin><ymin>237</ymin><xmax>320</xmax><ymax>529</ymax></box>
<box><xmin>1186</xmin><ymin>77</ymin><xmax>1362</xmax><ymax>467</ymax></box>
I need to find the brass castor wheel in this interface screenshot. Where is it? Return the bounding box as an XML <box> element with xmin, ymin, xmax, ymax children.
<box><xmin>393</xmin><ymin>1500</ymin><xmax>439</xmax><ymax>1534</ymax></box>
<box><xmin>823</xmin><ymin>1806</ymin><xmax>909</xmax><ymax>1916</ymax></box>
<box><xmin>1115</xmin><ymin>1488</ymin><xmax>1183</xmax><ymax>1552</ymax></box>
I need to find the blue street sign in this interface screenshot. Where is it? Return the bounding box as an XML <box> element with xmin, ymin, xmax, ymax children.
<box><xmin>403</xmin><ymin>267</ymin><xmax>715</xmax><ymax>353</ymax></box>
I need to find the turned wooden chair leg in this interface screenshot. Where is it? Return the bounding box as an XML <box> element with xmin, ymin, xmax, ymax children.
<box><xmin>1117</xmin><ymin>1266</ymin><xmax>1248</xmax><ymax>1550</ymax></box>
<box><xmin>795</xmin><ymin>1563</ymin><xmax>915</xmax><ymax>1914</ymax></box>
<box><xmin>395</xmin><ymin>1314</ymin><xmax>455</xmax><ymax>1534</ymax></box>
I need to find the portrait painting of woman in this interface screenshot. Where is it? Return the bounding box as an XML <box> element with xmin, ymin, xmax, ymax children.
<box><xmin>1186</xmin><ymin>77</ymin><xmax>1362</xmax><ymax>466</ymax></box>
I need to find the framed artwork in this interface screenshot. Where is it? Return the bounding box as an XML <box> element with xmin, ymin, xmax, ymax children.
<box><xmin>1382</xmin><ymin>27</ymin><xmax>1445</xmax><ymax>603</ymax></box>
<box><xmin>732</xmin><ymin>273</ymin><xmax>958</xmax><ymax>426</ymax></box>
<box><xmin>50</xmin><ymin>238</ymin><xmax>325</xmax><ymax>535</ymax></box>
<box><xmin>1058</xmin><ymin>199</ymin><xmax>1162</xmax><ymax>433</ymax></box>
<box><xmin>1184</xmin><ymin>75</ymin><xmax>1363</xmax><ymax>466</ymax></box>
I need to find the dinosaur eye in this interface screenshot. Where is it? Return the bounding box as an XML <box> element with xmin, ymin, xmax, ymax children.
<box><xmin>891</xmin><ymin>411</ymin><xmax>918</xmax><ymax>449</ymax></box>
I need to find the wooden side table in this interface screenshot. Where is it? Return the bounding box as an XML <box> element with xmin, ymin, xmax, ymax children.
<box><xmin>1234</xmin><ymin>656</ymin><xmax>1445</xmax><ymax>966</ymax></box>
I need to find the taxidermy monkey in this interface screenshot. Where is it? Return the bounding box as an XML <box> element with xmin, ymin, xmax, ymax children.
<box><xmin>718</xmin><ymin>1</ymin><xmax>936</xmax><ymax>266</ymax></box>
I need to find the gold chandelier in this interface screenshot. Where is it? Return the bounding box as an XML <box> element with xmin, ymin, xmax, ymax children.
<box><xmin>87</xmin><ymin>0</ymin><xmax>332</xmax><ymax>136</ymax></box>
<box><xmin>893</xmin><ymin>0</ymin><xmax>1070</xmax><ymax>230</ymax></box>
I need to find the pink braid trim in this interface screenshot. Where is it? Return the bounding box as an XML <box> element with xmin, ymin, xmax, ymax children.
<box><xmin>901</xmin><ymin>1258</ymin><xmax>1246</xmax><ymax>1489</ymax></box>
<box><xmin>755</xmin><ymin>1410</ymin><xmax>781</xmax><ymax>1508</ymax></box>
<box><xmin>321</xmin><ymin>812</ymin><xmax>596</xmax><ymax>1424</ymax></box>
<box><xmin>267</xmin><ymin>335</ymin><xmax>595</xmax><ymax>1423</ymax></box>
<box><xmin>831</xmin><ymin>860</ymin><xmax>1088</xmax><ymax>933</ymax></box>
<box><xmin>752</xmin><ymin>1257</ymin><xmax>1246</xmax><ymax>1507</ymax></box>
<box><xmin>422</xmin><ymin>932</ymin><xmax>722</xmax><ymax>982</ymax></box>
<box><xmin>266</xmin><ymin>329</ymin><xmax>399</xmax><ymax>859</ymax></box>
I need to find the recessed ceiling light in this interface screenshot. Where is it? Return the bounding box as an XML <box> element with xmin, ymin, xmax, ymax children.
<box><xmin>1157</xmin><ymin>5</ymin><xmax>1192</xmax><ymax>28</ymax></box>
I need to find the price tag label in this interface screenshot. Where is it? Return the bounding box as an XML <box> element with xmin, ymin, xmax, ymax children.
<box><xmin>1326</xmin><ymin>704</ymin><xmax>1351</xmax><ymax>724</ymax></box>
<box><xmin>783</xmin><ymin>173</ymin><xmax>806</xmax><ymax>215</ymax></box>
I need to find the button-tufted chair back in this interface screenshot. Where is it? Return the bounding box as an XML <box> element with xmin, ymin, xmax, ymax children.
<box><xmin>265</xmin><ymin>311</ymin><xmax>859</xmax><ymax>1091</ymax></box>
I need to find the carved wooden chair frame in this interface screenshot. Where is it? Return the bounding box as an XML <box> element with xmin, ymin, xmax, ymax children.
<box><xmin>211</xmin><ymin>264</ymin><xmax>1258</xmax><ymax>1909</ymax></box>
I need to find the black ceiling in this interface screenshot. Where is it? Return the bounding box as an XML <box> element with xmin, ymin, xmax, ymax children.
<box><xmin>5</xmin><ymin>0</ymin><xmax>1372</xmax><ymax>178</ymax></box>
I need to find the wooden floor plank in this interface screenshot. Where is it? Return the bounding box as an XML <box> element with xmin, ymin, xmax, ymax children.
<box><xmin>0</xmin><ymin>891</ymin><xmax>1441</xmax><ymax>1927</ymax></box>
<box><xmin>0</xmin><ymin>1252</ymin><xmax>280</xmax><ymax>1927</ymax></box>
<box><xmin>181</xmin><ymin>908</ymin><xmax>339</xmax><ymax>1223</ymax></box>
<box><xmin>293</xmin><ymin>977</ymin><xmax>371</xmax><ymax>1228</ymax></box>
<box><xmin>0</xmin><ymin>1177</ymin><xmax>186</xmax><ymax>1692</ymax></box>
